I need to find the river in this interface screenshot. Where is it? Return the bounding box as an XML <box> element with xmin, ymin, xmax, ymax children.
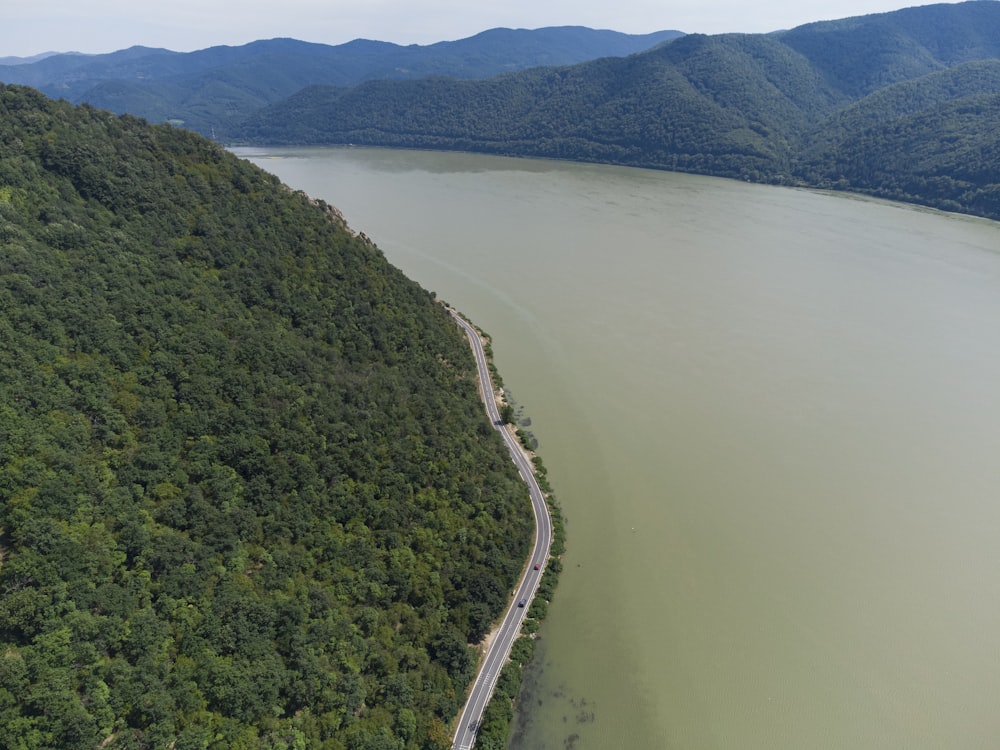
<box><xmin>234</xmin><ymin>146</ymin><xmax>1000</xmax><ymax>750</ymax></box>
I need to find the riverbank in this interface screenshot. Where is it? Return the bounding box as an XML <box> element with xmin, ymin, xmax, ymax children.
<box><xmin>447</xmin><ymin>309</ymin><xmax>566</xmax><ymax>749</ymax></box>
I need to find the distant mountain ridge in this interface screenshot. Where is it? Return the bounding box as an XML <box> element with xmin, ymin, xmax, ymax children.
<box><xmin>0</xmin><ymin>28</ymin><xmax>683</xmax><ymax>135</ymax></box>
<box><xmin>0</xmin><ymin>51</ymin><xmax>66</xmax><ymax>66</ymax></box>
<box><xmin>232</xmin><ymin>1</ymin><xmax>1000</xmax><ymax>220</ymax></box>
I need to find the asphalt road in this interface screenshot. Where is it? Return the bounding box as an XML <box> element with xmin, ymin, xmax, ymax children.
<box><xmin>449</xmin><ymin>310</ymin><xmax>554</xmax><ymax>750</ymax></box>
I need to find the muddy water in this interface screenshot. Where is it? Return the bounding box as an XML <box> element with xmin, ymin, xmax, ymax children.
<box><xmin>236</xmin><ymin>147</ymin><xmax>1000</xmax><ymax>750</ymax></box>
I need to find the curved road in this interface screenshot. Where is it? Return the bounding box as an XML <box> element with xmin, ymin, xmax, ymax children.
<box><xmin>450</xmin><ymin>310</ymin><xmax>554</xmax><ymax>750</ymax></box>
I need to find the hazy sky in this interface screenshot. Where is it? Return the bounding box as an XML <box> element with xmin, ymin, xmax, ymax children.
<box><xmin>1</xmin><ymin>0</ymin><xmax>966</xmax><ymax>58</ymax></box>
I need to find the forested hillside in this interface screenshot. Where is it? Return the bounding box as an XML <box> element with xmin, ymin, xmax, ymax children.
<box><xmin>232</xmin><ymin>1</ymin><xmax>1000</xmax><ymax>221</ymax></box>
<box><xmin>800</xmin><ymin>60</ymin><xmax>1000</xmax><ymax>215</ymax></box>
<box><xmin>0</xmin><ymin>28</ymin><xmax>682</xmax><ymax>138</ymax></box>
<box><xmin>780</xmin><ymin>0</ymin><xmax>1000</xmax><ymax>96</ymax></box>
<box><xmin>0</xmin><ymin>84</ymin><xmax>534</xmax><ymax>749</ymax></box>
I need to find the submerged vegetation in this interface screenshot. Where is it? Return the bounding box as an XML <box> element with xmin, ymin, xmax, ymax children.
<box><xmin>0</xmin><ymin>84</ymin><xmax>540</xmax><ymax>749</ymax></box>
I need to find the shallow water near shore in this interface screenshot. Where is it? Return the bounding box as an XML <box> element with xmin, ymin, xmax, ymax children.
<box><xmin>236</xmin><ymin>146</ymin><xmax>1000</xmax><ymax>750</ymax></box>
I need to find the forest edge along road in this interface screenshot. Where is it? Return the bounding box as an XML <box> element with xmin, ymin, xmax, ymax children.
<box><xmin>449</xmin><ymin>309</ymin><xmax>554</xmax><ymax>750</ymax></box>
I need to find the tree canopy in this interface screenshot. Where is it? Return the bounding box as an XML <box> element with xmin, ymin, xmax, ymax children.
<box><xmin>0</xmin><ymin>84</ymin><xmax>534</xmax><ymax>749</ymax></box>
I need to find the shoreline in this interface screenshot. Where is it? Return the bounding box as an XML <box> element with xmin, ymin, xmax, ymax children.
<box><xmin>446</xmin><ymin>306</ymin><xmax>565</xmax><ymax>750</ymax></box>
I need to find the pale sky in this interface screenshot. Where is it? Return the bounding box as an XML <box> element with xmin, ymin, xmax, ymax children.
<box><xmin>0</xmin><ymin>0</ymin><xmax>968</xmax><ymax>58</ymax></box>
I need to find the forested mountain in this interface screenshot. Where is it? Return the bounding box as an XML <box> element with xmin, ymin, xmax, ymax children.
<box><xmin>0</xmin><ymin>28</ymin><xmax>682</xmax><ymax>138</ymax></box>
<box><xmin>232</xmin><ymin>1</ymin><xmax>1000</xmax><ymax>221</ymax></box>
<box><xmin>780</xmin><ymin>0</ymin><xmax>1000</xmax><ymax>96</ymax></box>
<box><xmin>800</xmin><ymin>59</ymin><xmax>1000</xmax><ymax>215</ymax></box>
<box><xmin>236</xmin><ymin>33</ymin><xmax>839</xmax><ymax>178</ymax></box>
<box><xmin>0</xmin><ymin>84</ymin><xmax>534</xmax><ymax>748</ymax></box>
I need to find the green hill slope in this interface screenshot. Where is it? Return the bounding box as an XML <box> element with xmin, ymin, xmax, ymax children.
<box><xmin>799</xmin><ymin>60</ymin><xmax>1000</xmax><ymax>215</ymax></box>
<box><xmin>0</xmin><ymin>84</ymin><xmax>533</xmax><ymax>749</ymax></box>
<box><xmin>778</xmin><ymin>0</ymin><xmax>1000</xmax><ymax>96</ymax></box>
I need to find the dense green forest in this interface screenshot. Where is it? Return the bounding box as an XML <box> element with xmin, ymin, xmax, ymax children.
<box><xmin>232</xmin><ymin>1</ymin><xmax>1000</xmax><ymax>221</ymax></box>
<box><xmin>0</xmin><ymin>84</ymin><xmax>536</xmax><ymax>749</ymax></box>
<box><xmin>0</xmin><ymin>28</ymin><xmax>682</xmax><ymax>138</ymax></box>
<box><xmin>797</xmin><ymin>59</ymin><xmax>1000</xmax><ymax>215</ymax></box>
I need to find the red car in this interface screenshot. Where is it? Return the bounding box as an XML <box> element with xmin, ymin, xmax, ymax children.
<box><xmin>533</xmin><ymin>563</ymin><xmax>541</xmax><ymax>570</ymax></box>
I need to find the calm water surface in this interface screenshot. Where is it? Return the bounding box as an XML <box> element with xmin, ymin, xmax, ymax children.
<box><xmin>235</xmin><ymin>147</ymin><xmax>1000</xmax><ymax>750</ymax></box>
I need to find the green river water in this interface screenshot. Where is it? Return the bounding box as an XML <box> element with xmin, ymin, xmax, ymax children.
<box><xmin>235</xmin><ymin>147</ymin><xmax>1000</xmax><ymax>750</ymax></box>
